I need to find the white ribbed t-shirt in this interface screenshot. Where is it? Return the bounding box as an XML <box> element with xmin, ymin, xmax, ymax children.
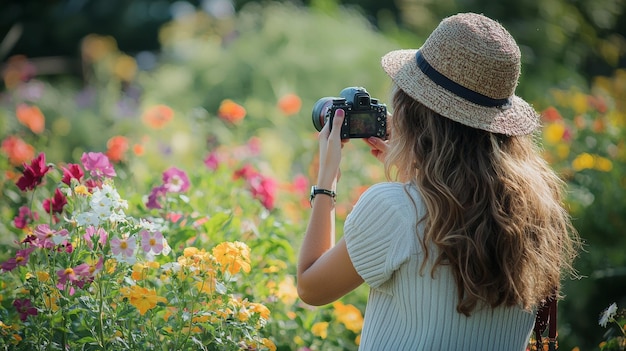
<box><xmin>343</xmin><ymin>182</ymin><xmax>535</xmax><ymax>351</ymax></box>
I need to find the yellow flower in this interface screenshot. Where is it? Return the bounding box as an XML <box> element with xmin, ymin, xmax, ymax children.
<box><xmin>261</xmin><ymin>337</ymin><xmax>277</xmax><ymax>351</ymax></box>
<box><xmin>355</xmin><ymin>334</ymin><xmax>361</xmax><ymax>345</ymax></box>
<box><xmin>543</xmin><ymin>123</ymin><xmax>565</xmax><ymax>144</ymax></box>
<box><xmin>293</xmin><ymin>335</ymin><xmax>304</xmax><ymax>345</ymax></box>
<box><xmin>555</xmin><ymin>144</ymin><xmax>570</xmax><ymax>160</ymax></box>
<box><xmin>571</xmin><ymin>91</ymin><xmax>589</xmax><ymax>114</ymax></box>
<box><xmin>121</xmin><ymin>285</ymin><xmax>167</xmax><ymax>315</ymax></box>
<box><xmin>43</xmin><ymin>290</ymin><xmax>60</xmax><ymax>311</ymax></box>
<box><xmin>212</xmin><ymin>241</ymin><xmax>251</xmax><ymax>274</ymax></box>
<box><xmin>595</xmin><ymin>156</ymin><xmax>613</xmax><ymax>172</ymax></box>
<box><xmin>332</xmin><ymin>301</ymin><xmax>364</xmax><ymax>333</ymax></box>
<box><xmin>75</xmin><ymin>185</ymin><xmax>89</xmax><ymax>196</ymax></box>
<box><xmin>312</xmin><ymin>321</ymin><xmax>329</xmax><ymax>339</ymax></box>
<box><xmin>572</xmin><ymin>153</ymin><xmax>595</xmax><ymax>171</ymax></box>
<box><xmin>273</xmin><ymin>276</ymin><xmax>298</xmax><ymax>305</ymax></box>
<box><xmin>250</xmin><ymin>302</ymin><xmax>271</xmax><ymax>320</ymax></box>
<box><xmin>195</xmin><ymin>278</ymin><xmax>215</xmax><ymax>294</ymax></box>
<box><xmin>113</xmin><ymin>54</ymin><xmax>137</xmax><ymax>82</ymax></box>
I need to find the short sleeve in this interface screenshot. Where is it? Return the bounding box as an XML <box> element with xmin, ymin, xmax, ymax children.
<box><xmin>343</xmin><ymin>183</ymin><xmax>421</xmax><ymax>293</ymax></box>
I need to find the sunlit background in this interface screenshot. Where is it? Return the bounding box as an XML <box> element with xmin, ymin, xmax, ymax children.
<box><xmin>1</xmin><ymin>0</ymin><xmax>626</xmax><ymax>350</ymax></box>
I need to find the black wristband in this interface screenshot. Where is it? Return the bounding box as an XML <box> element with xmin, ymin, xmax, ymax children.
<box><xmin>309</xmin><ymin>186</ymin><xmax>336</xmax><ymax>207</ymax></box>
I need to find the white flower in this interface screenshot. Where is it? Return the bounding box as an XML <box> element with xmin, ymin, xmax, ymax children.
<box><xmin>599</xmin><ymin>302</ymin><xmax>618</xmax><ymax>327</ymax></box>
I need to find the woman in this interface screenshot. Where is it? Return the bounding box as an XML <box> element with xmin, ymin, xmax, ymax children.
<box><xmin>297</xmin><ymin>12</ymin><xmax>579</xmax><ymax>350</ymax></box>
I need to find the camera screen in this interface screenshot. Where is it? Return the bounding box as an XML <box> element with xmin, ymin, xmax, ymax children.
<box><xmin>349</xmin><ymin>112</ymin><xmax>378</xmax><ymax>136</ymax></box>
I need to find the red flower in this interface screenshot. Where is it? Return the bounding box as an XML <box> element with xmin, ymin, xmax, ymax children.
<box><xmin>43</xmin><ymin>188</ymin><xmax>68</xmax><ymax>214</ymax></box>
<box><xmin>16</xmin><ymin>153</ymin><xmax>51</xmax><ymax>191</ymax></box>
<box><xmin>61</xmin><ymin>163</ymin><xmax>84</xmax><ymax>186</ymax></box>
<box><xmin>541</xmin><ymin>107</ymin><xmax>563</xmax><ymax>123</ymax></box>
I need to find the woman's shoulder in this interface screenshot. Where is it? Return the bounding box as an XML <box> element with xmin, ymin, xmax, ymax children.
<box><xmin>359</xmin><ymin>182</ymin><xmax>421</xmax><ymax>203</ymax></box>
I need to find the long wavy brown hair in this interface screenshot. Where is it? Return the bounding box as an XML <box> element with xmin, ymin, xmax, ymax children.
<box><xmin>385</xmin><ymin>88</ymin><xmax>580</xmax><ymax>316</ymax></box>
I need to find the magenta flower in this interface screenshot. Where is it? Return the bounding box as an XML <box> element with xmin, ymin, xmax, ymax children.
<box><xmin>43</xmin><ymin>188</ymin><xmax>68</xmax><ymax>214</ymax></box>
<box><xmin>83</xmin><ymin>226</ymin><xmax>108</xmax><ymax>249</ymax></box>
<box><xmin>61</xmin><ymin>163</ymin><xmax>84</xmax><ymax>185</ymax></box>
<box><xmin>13</xmin><ymin>298</ymin><xmax>38</xmax><ymax>321</ymax></box>
<box><xmin>204</xmin><ymin>151</ymin><xmax>222</xmax><ymax>170</ymax></box>
<box><xmin>233</xmin><ymin>164</ymin><xmax>277</xmax><ymax>210</ymax></box>
<box><xmin>16</xmin><ymin>152</ymin><xmax>51</xmax><ymax>191</ymax></box>
<box><xmin>249</xmin><ymin>175</ymin><xmax>277</xmax><ymax>210</ymax></box>
<box><xmin>81</xmin><ymin>152</ymin><xmax>116</xmax><ymax>178</ymax></box>
<box><xmin>1</xmin><ymin>247</ymin><xmax>35</xmax><ymax>272</ymax></box>
<box><xmin>140</xmin><ymin>230</ymin><xmax>165</xmax><ymax>254</ymax></box>
<box><xmin>57</xmin><ymin>267</ymin><xmax>78</xmax><ymax>285</ymax></box>
<box><xmin>146</xmin><ymin>185</ymin><xmax>167</xmax><ymax>210</ymax></box>
<box><xmin>13</xmin><ymin>206</ymin><xmax>38</xmax><ymax>229</ymax></box>
<box><xmin>73</xmin><ymin>257</ymin><xmax>104</xmax><ymax>288</ymax></box>
<box><xmin>110</xmin><ymin>235</ymin><xmax>137</xmax><ymax>263</ymax></box>
<box><xmin>162</xmin><ymin>167</ymin><xmax>190</xmax><ymax>193</ymax></box>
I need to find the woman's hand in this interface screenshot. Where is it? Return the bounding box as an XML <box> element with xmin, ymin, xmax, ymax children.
<box><xmin>317</xmin><ymin>109</ymin><xmax>346</xmax><ymax>188</ymax></box>
<box><xmin>364</xmin><ymin>136</ymin><xmax>388</xmax><ymax>164</ymax></box>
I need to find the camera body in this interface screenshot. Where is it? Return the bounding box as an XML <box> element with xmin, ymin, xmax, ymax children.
<box><xmin>312</xmin><ymin>87</ymin><xmax>387</xmax><ymax>139</ymax></box>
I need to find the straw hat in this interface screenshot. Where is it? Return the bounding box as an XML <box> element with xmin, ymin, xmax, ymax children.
<box><xmin>381</xmin><ymin>13</ymin><xmax>539</xmax><ymax>136</ymax></box>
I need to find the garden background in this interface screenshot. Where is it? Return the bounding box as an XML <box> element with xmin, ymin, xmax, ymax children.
<box><xmin>1</xmin><ymin>0</ymin><xmax>625</xmax><ymax>350</ymax></box>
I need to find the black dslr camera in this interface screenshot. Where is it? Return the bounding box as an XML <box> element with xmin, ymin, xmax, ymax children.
<box><xmin>312</xmin><ymin>87</ymin><xmax>387</xmax><ymax>139</ymax></box>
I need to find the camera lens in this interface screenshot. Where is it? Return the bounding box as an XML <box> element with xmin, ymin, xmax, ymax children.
<box><xmin>311</xmin><ymin>98</ymin><xmax>333</xmax><ymax>132</ymax></box>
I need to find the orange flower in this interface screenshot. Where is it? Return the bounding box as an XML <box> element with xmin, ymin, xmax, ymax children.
<box><xmin>142</xmin><ymin>105</ymin><xmax>174</xmax><ymax>129</ymax></box>
<box><xmin>212</xmin><ymin>241</ymin><xmax>251</xmax><ymax>275</ymax></box>
<box><xmin>1</xmin><ymin>136</ymin><xmax>35</xmax><ymax>166</ymax></box>
<box><xmin>277</xmin><ymin>93</ymin><xmax>302</xmax><ymax>115</ymax></box>
<box><xmin>121</xmin><ymin>285</ymin><xmax>167</xmax><ymax>315</ymax></box>
<box><xmin>16</xmin><ymin>104</ymin><xmax>45</xmax><ymax>134</ymax></box>
<box><xmin>218</xmin><ymin>99</ymin><xmax>246</xmax><ymax>124</ymax></box>
<box><xmin>133</xmin><ymin>144</ymin><xmax>144</xmax><ymax>156</ymax></box>
<box><xmin>541</xmin><ymin>106</ymin><xmax>562</xmax><ymax>123</ymax></box>
<box><xmin>106</xmin><ymin>136</ymin><xmax>129</xmax><ymax>163</ymax></box>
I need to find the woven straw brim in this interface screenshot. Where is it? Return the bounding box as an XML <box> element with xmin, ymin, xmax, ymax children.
<box><xmin>381</xmin><ymin>49</ymin><xmax>539</xmax><ymax>136</ymax></box>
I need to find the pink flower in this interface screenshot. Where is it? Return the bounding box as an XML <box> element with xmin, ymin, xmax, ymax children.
<box><xmin>140</xmin><ymin>230</ymin><xmax>164</xmax><ymax>254</ymax></box>
<box><xmin>61</xmin><ymin>163</ymin><xmax>84</xmax><ymax>185</ymax></box>
<box><xmin>57</xmin><ymin>267</ymin><xmax>78</xmax><ymax>285</ymax></box>
<box><xmin>292</xmin><ymin>174</ymin><xmax>309</xmax><ymax>194</ymax></box>
<box><xmin>73</xmin><ymin>257</ymin><xmax>104</xmax><ymax>287</ymax></box>
<box><xmin>1</xmin><ymin>247</ymin><xmax>35</xmax><ymax>272</ymax></box>
<box><xmin>203</xmin><ymin>151</ymin><xmax>222</xmax><ymax>170</ymax></box>
<box><xmin>110</xmin><ymin>235</ymin><xmax>137</xmax><ymax>263</ymax></box>
<box><xmin>33</xmin><ymin>224</ymin><xmax>68</xmax><ymax>249</ymax></box>
<box><xmin>81</xmin><ymin>152</ymin><xmax>116</xmax><ymax>178</ymax></box>
<box><xmin>249</xmin><ymin>175</ymin><xmax>277</xmax><ymax>210</ymax></box>
<box><xmin>43</xmin><ymin>188</ymin><xmax>67</xmax><ymax>214</ymax></box>
<box><xmin>13</xmin><ymin>206</ymin><xmax>38</xmax><ymax>229</ymax></box>
<box><xmin>13</xmin><ymin>298</ymin><xmax>37</xmax><ymax>321</ymax></box>
<box><xmin>16</xmin><ymin>152</ymin><xmax>51</xmax><ymax>191</ymax></box>
<box><xmin>83</xmin><ymin>226</ymin><xmax>108</xmax><ymax>249</ymax></box>
<box><xmin>162</xmin><ymin>167</ymin><xmax>190</xmax><ymax>193</ymax></box>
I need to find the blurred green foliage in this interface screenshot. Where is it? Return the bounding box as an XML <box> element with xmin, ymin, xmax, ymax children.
<box><xmin>1</xmin><ymin>1</ymin><xmax>626</xmax><ymax>350</ymax></box>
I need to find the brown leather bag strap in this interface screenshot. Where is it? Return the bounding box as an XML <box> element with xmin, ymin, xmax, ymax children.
<box><xmin>534</xmin><ymin>291</ymin><xmax>558</xmax><ymax>351</ymax></box>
